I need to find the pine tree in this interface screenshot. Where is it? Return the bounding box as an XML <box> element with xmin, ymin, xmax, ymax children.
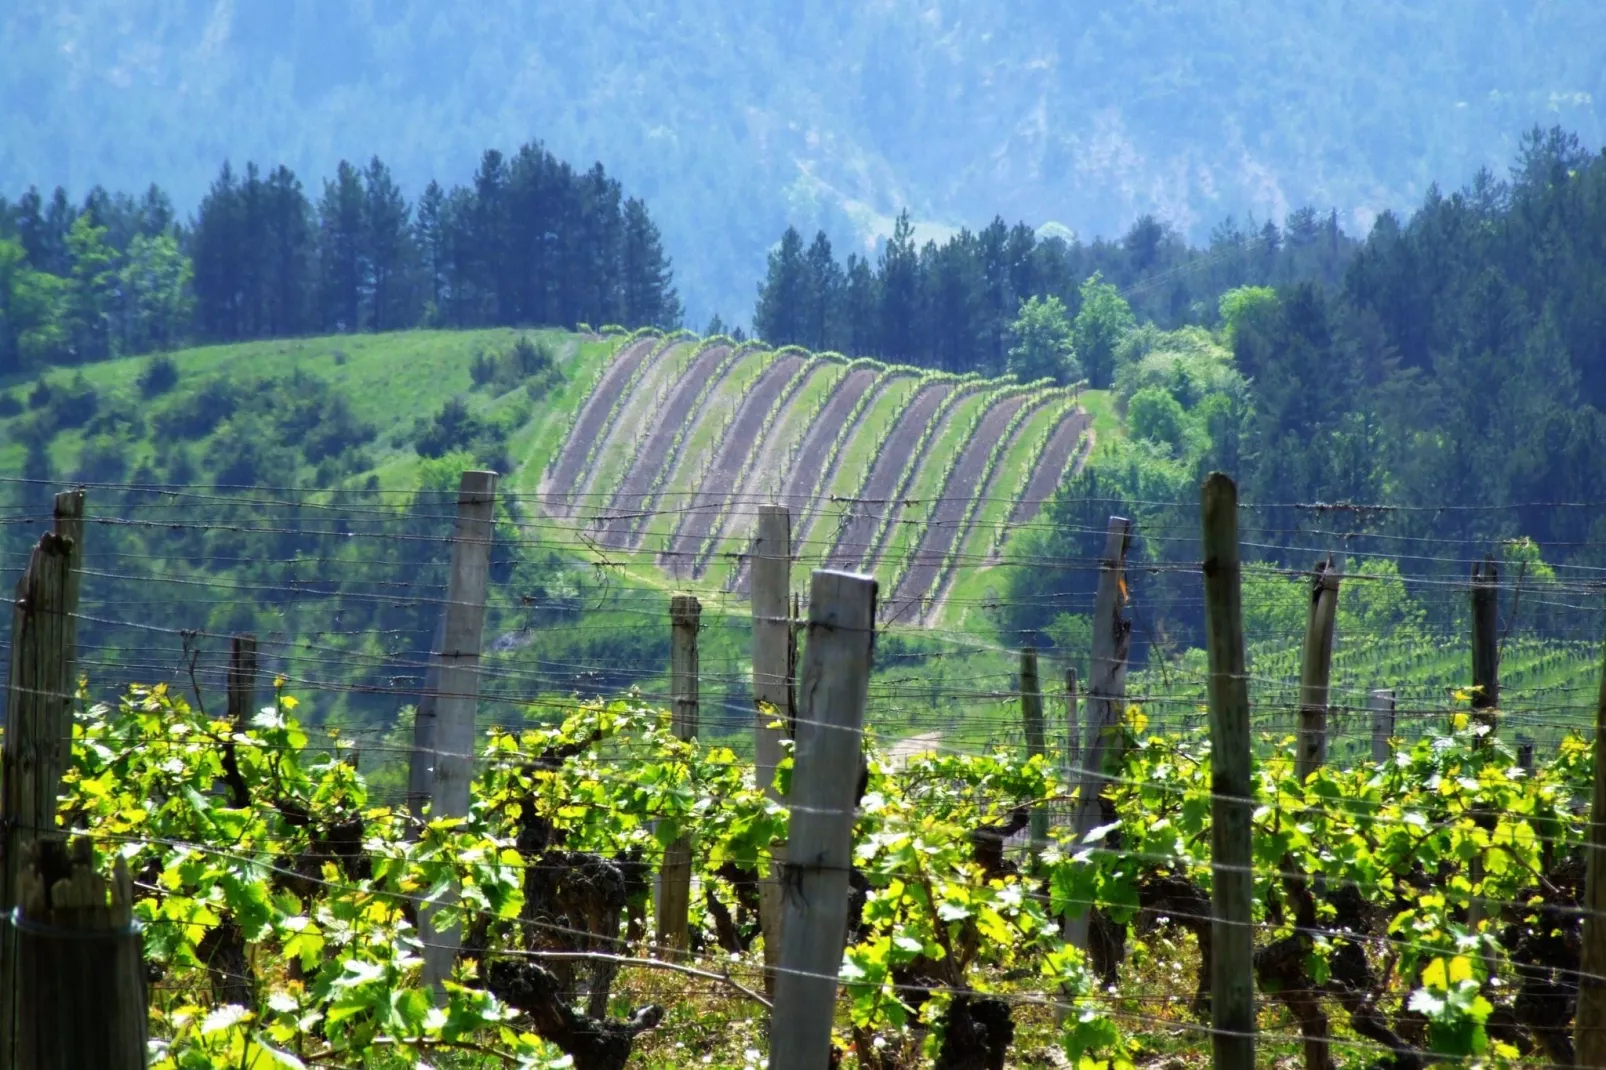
<box><xmin>620</xmin><ymin>197</ymin><xmax>680</xmax><ymax>329</ymax></box>
<box><xmin>317</xmin><ymin>160</ymin><xmax>366</xmax><ymax>332</ymax></box>
<box><xmin>878</xmin><ymin>210</ymin><xmax>920</xmax><ymax>363</ymax></box>
<box><xmin>803</xmin><ymin>231</ymin><xmax>843</xmax><ymax>351</ymax></box>
<box><xmin>414</xmin><ymin>180</ymin><xmax>447</xmax><ymax>323</ymax></box>
<box><xmin>363</xmin><ymin>156</ymin><xmax>413</xmax><ymax>331</ymax></box>
<box><xmin>262</xmin><ymin>165</ymin><xmax>314</xmax><ymax>337</ymax></box>
<box><xmin>191</xmin><ymin>162</ymin><xmax>244</xmax><ymax>339</ymax></box>
<box><xmin>753</xmin><ymin>226</ymin><xmax>809</xmax><ymax>346</ymax></box>
<box><xmin>841</xmin><ymin>254</ymin><xmax>878</xmax><ymax>357</ymax></box>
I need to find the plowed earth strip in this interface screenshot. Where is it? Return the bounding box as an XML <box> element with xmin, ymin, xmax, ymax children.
<box><xmin>883</xmin><ymin>392</ymin><xmax>1034</xmax><ymax>624</ymax></box>
<box><xmin>593</xmin><ymin>344</ymin><xmax>733</xmax><ymax>548</ymax></box>
<box><xmin>696</xmin><ymin>361</ymin><xmax>841</xmax><ymax>580</ymax></box>
<box><xmin>731</xmin><ymin>367</ymin><xmax>885</xmax><ymax>594</ymax></box>
<box><xmin>921</xmin><ymin>402</ymin><xmax>1080</xmax><ymax>624</ymax></box>
<box><xmin>822</xmin><ymin>382</ymin><xmax>955</xmax><ymax>572</ymax></box>
<box><xmin>567</xmin><ymin>341</ymin><xmax>692</xmax><ymax>508</ymax></box>
<box><xmin>1005</xmin><ymin>409</ymin><xmax>1091</xmax><ymax>532</ymax></box>
<box><xmin>541</xmin><ymin>337</ymin><xmax>657</xmax><ymax>516</ymax></box>
<box><xmin>662</xmin><ymin>354</ymin><xmax>808</xmax><ymax>578</ymax></box>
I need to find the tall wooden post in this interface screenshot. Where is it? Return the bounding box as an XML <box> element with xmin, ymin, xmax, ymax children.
<box><xmin>751</xmin><ymin>506</ymin><xmax>792</xmax><ymax>988</ymax></box>
<box><xmin>1200</xmin><ymin>473</ymin><xmax>1255</xmax><ymax>1070</ymax></box>
<box><xmin>656</xmin><ymin>595</ymin><xmax>701</xmax><ymax>951</ymax></box>
<box><xmin>1065</xmin><ymin>668</ymin><xmax>1080</xmax><ymax>774</ymax></box>
<box><xmin>1471</xmin><ymin>558</ymin><xmax>1499</xmax><ymax>736</ymax></box>
<box><xmin>1064</xmin><ymin>516</ymin><xmax>1131</xmax><ymax>953</ymax></box>
<box><xmin>1370</xmin><ymin>689</ymin><xmax>1396</xmax><ymax>764</ymax></box>
<box><xmin>407</xmin><ymin>612</ymin><xmax>448</xmax><ymax>819</ymax></box>
<box><xmin>420</xmin><ymin>470</ymin><xmax>498</xmax><ymax>993</ymax></box>
<box><xmin>1296</xmin><ymin>558</ymin><xmax>1340</xmax><ymax>780</ymax></box>
<box><xmin>228</xmin><ymin>634</ymin><xmax>258</xmax><ymax>726</ymax></box>
<box><xmin>771</xmin><ymin>571</ymin><xmax>877</xmax><ymax>1070</ymax></box>
<box><xmin>1575</xmin><ymin>631</ymin><xmax>1606</xmax><ymax>1067</ymax></box>
<box><xmin>12</xmin><ymin>839</ymin><xmax>147</xmax><ymax>1069</ymax></box>
<box><xmin>1020</xmin><ymin>647</ymin><xmax>1047</xmax><ymax>855</ymax></box>
<box><xmin>1</xmin><ymin>489</ymin><xmax>86</xmax><ymax>1069</ymax></box>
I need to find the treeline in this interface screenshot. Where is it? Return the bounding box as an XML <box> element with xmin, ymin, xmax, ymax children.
<box><xmin>1005</xmin><ymin>127</ymin><xmax>1606</xmax><ymax>655</ymax></box>
<box><xmin>750</xmin><ymin>206</ymin><xmax>1356</xmax><ymax>382</ymax></box>
<box><xmin>0</xmin><ymin>144</ymin><xmax>681</xmax><ymax>376</ymax></box>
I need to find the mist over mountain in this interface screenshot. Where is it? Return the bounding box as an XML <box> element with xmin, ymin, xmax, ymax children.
<box><xmin>4</xmin><ymin>0</ymin><xmax>1602</xmax><ymax>326</ymax></box>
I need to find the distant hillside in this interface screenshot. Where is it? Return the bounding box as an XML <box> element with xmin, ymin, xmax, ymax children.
<box><xmin>4</xmin><ymin>0</ymin><xmax>1601</xmax><ymax>325</ymax></box>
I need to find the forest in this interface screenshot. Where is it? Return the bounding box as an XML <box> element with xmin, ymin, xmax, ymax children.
<box><xmin>0</xmin><ymin>141</ymin><xmax>681</xmax><ymax>377</ymax></box>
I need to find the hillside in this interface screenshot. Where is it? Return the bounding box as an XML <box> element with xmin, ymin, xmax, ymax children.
<box><xmin>4</xmin><ymin>1</ymin><xmax>1602</xmax><ymax>324</ymax></box>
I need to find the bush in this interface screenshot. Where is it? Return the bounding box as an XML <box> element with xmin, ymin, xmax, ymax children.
<box><xmin>0</xmin><ymin>392</ymin><xmax>21</xmax><ymax>418</ymax></box>
<box><xmin>1127</xmin><ymin>386</ymin><xmax>1190</xmax><ymax>452</ymax></box>
<box><xmin>470</xmin><ymin>336</ymin><xmax>562</xmax><ymax>396</ymax></box>
<box><xmin>137</xmin><ymin>355</ymin><xmax>181</xmax><ymax>398</ymax></box>
<box><xmin>469</xmin><ymin>349</ymin><xmax>497</xmax><ymax>387</ymax></box>
<box><xmin>152</xmin><ymin>377</ymin><xmax>242</xmax><ymax>439</ymax></box>
<box><xmin>75</xmin><ymin>434</ymin><xmax>128</xmax><ymax>483</ymax></box>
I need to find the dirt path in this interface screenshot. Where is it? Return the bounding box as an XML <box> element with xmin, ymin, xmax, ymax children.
<box><xmin>885</xmin><ymin>731</ymin><xmax>943</xmax><ymax>768</ymax></box>
<box><xmin>921</xmin><ymin>401</ymin><xmax>1075</xmax><ymax>624</ymax></box>
<box><xmin>730</xmin><ymin>367</ymin><xmax>887</xmax><ymax>594</ymax></box>
<box><xmin>541</xmin><ymin>337</ymin><xmax>657</xmax><ymax>516</ymax></box>
<box><xmin>821</xmin><ymin>382</ymin><xmax>955</xmax><ymax>572</ymax></box>
<box><xmin>661</xmin><ymin>354</ymin><xmax>808</xmax><ymax>577</ymax></box>
<box><xmin>595</xmin><ymin>343</ymin><xmax>733</xmax><ymax>548</ymax></box>
<box><xmin>882</xmin><ymin>392</ymin><xmax>1035</xmax><ymax>624</ymax></box>
<box><xmin>1004</xmin><ymin>410</ymin><xmax>1092</xmax><ymax>533</ymax></box>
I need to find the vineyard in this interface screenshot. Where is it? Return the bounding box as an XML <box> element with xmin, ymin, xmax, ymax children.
<box><xmin>6</xmin><ymin>474</ymin><xmax>1606</xmax><ymax>1070</ymax></box>
<box><xmin>536</xmin><ymin>329</ymin><xmax>1092</xmax><ymax>626</ymax></box>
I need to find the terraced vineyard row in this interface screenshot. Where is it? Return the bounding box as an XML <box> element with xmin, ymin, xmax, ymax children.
<box><xmin>539</xmin><ymin>330</ymin><xmax>1089</xmax><ymax>626</ymax></box>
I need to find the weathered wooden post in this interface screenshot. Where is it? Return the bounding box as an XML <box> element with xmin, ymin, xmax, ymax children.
<box><xmin>228</xmin><ymin>634</ymin><xmax>258</xmax><ymax>726</ymax></box>
<box><xmin>12</xmin><ymin>839</ymin><xmax>147</xmax><ymax>1069</ymax></box>
<box><xmin>1</xmin><ymin>489</ymin><xmax>86</xmax><ymax>1069</ymax></box>
<box><xmin>1200</xmin><ymin>473</ymin><xmax>1255</xmax><ymax>1070</ymax></box>
<box><xmin>1021</xmin><ymin>646</ymin><xmax>1047</xmax><ymax>856</ymax></box>
<box><xmin>1370</xmin><ymin>689</ymin><xmax>1396</xmax><ymax>764</ymax></box>
<box><xmin>751</xmin><ymin>505</ymin><xmax>793</xmax><ymax>990</ymax></box>
<box><xmin>1575</xmin><ymin>629</ymin><xmax>1606</xmax><ymax>1067</ymax></box>
<box><xmin>1065</xmin><ymin>667</ymin><xmax>1080</xmax><ymax>774</ymax></box>
<box><xmin>656</xmin><ymin>594</ymin><xmax>701</xmax><ymax>951</ymax></box>
<box><xmin>771</xmin><ymin>571</ymin><xmax>876</xmax><ymax>1070</ymax></box>
<box><xmin>1064</xmin><ymin>516</ymin><xmax>1132</xmax><ymax>954</ymax></box>
<box><xmin>1471</xmin><ymin>558</ymin><xmax>1500</xmax><ymax>736</ymax></box>
<box><xmin>420</xmin><ymin>470</ymin><xmax>498</xmax><ymax>992</ymax></box>
<box><xmin>1296</xmin><ymin>558</ymin><xmax>1340</xmax><ymax>780</ymax></box>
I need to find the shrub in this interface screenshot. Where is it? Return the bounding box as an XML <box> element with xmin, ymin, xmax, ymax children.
<box><xmin>152</xmin><ymin>377</ymin><xmax>242</xmax><ymax>439</ymax></box>
<box><xmin>471</xmin><ymin>335</ymin><xmax>562</xmax><ymax>396</ymax></box>
<box><xmin>75</xmin><ymin>434</ymin><xmax>128</xmax><ymax>483</ymax></box>
<box><xmin>1127</xmin><ymin>386</ymin><xmax>1190</xmax><ymax>452</ymax></box>
<box><xmin>469</xmin><ymin>349</ymin><xmax>497</xmax><ymax>387</ymax></box>
<box><xmin>137</xmin><ymin>354</ymin><xmax>181</xmax><ymax>398</ymax></box>
<box><xmin>0</xmin><ymin>392</ymin><xmax>21</xmax><ymax>418</ymax></box>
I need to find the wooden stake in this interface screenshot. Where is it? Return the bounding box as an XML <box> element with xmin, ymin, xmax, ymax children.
<box><xmin>12</xmin><ymin>839</ymin><xmax>147</xmax><ymax>1069</ymax></box>
<box><xmin>1200</xmin><ymin>473</ymin><xmax>1255</xmax><ymax>1070</ymax></box>
<box><xmin>1064</xmin><ymin>516</ymin><xmax>1131</xmax><ymax>954</ymax></box>
<box><xmin>407</xmin><ymin>612</ymin><xmax>448</xmax><ymax>820</ymax></box>
<box><xmin>227</xmin><ymin>634</ymin><xmax>258</xmax><ymax>726</ymax></box>
<box><xmin>1576</xmin><ymin>630</ymin><xmax>1606</xmax><ymax>1067</ymax></box>
<box><xmin>1065</xmin><ymin>667</ymin><xmax>1080</xmax><ymax>775</ymax></box>
<box><xmin>1020</xmin><ymin>647</ymin><xmax>1047</xmax><ymax>855</ymax></box>
<box><xmin>420</xmin><ymin>470</ymin><xmax>498</xmax><ymax>993</ymax></box>
<box><xmin>771</xmin><ymin>570</ymin><xmax>877</xmax><ymax>1070</ymax></box>
<box><xmin>656</xmin><ymin>594</ymin><xmax>701</xmax><ymax>951</ymax></box>
<box><xmin>1370</xmin><ymin>689</ymin><xmax>1396</xmax><ymax>764</ymax></box>
<box><xmin>1471</xmin><ymin>558</ymin><xmax>1499</xmax><ymax>736</ymax></box>
<box><xmin>751</xmin><ymin>506</ymin><xmax>792</xmax><ymax>990</ymax></box>
<box><xmin>1296</xmin><ymin>558</ymin><xmax>1340</xmax><ymax>780</ymax></box>
<box><xmin>1</xmin><ymin>490</ymin><xmax>86</xmax><ymax>1069</ymax></box>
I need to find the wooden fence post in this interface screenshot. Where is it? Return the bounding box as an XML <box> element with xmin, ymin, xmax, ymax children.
<box><xmin>2</xmin><ymin>489</ymin><xmax>86</xmax><ymax>1069</ymax></box>
<box><xmin>1370</xmin><ymin>689</ymin><xmax>1396</xmax><ymax>764</ymax></box>
<box><xmin>1200</xmin><ymin>472</ymin><xmax>1255</xmax><ymax>1070</ymax></box>
<box><xmin>1064</xmin><ymin>516</ymin><xmax>1132</xmax><ymax>954</ymax></box>
<box><xmin>420</xmin><ymin>470</ymin><xmax>498</xmax><ymax>993</ymax></box>
<box><xmin>12</xmin><ymin>838</ymin><xmax>147</xmax><ymax>1069</ymax></box>
<box><xmin>1065</xmin><ymin>667</ymin><xmax>1080</xmax><ymax>775</ymax></box>
<box><xmin>1471</xmin><ymin>558</ymin><xmax>1500</xmax><ymax>736</ymax></box>
<box><xmin>1296</xmin><ymin>558</ymin><xmax>1340</xmax><ymax>780</ymax></box>
<box><xmin>407</xmin><ymin>612</ymin><xmax>448</xmax><ymax>820</ymax></box>
<box><xmin>656</xmin><ymin>594</ymin><xmax>701</xmax><ymax>951</ymax></box>
<box><xmin>1575</xmin><ymin>631</ymin><xmax>1606</xmax><ymax>1067</ymax></box>
<box><xmin>771</xmin><ymin>570</ymin><xmax>877</xmax><ymax>1070</ymax></box>
<box><xmin>751</xmin><ymin>506</ymin><xmax>792</xmax><ymax>989</ymax></box>
<box><xmin>228</xmin><ymin>634</ymin><xmax>258</xmax><ymax>726</ymax></box>
<box><xmin>1020</xmin><ymin>647</ymin><xmax>1047</xmax><ymax>856</ymax></box>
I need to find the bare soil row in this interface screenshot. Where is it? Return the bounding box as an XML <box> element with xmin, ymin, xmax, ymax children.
<box><xmin>882</xmin><ymin>392</ymin><xmax>1035</xmax><ymax>623</ymax></box>
<box><xmin>1004</xmin><ymin>409</ymin><xmax>1091</xmax><ymax>533</ymax></box>
<box><xmin>541</xmin><ymin>337</ymin><xmax>656</xmax><ymax>515</ymax></box>
<box><xmin>595</xmin><ymin>343</ymin><xmax>733</xmax><ymax>548</ymax></box>
<box><xmin>661</xmin><ymin>354</ymin><xmax>808</xmax><ymax>578</ymax></box>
